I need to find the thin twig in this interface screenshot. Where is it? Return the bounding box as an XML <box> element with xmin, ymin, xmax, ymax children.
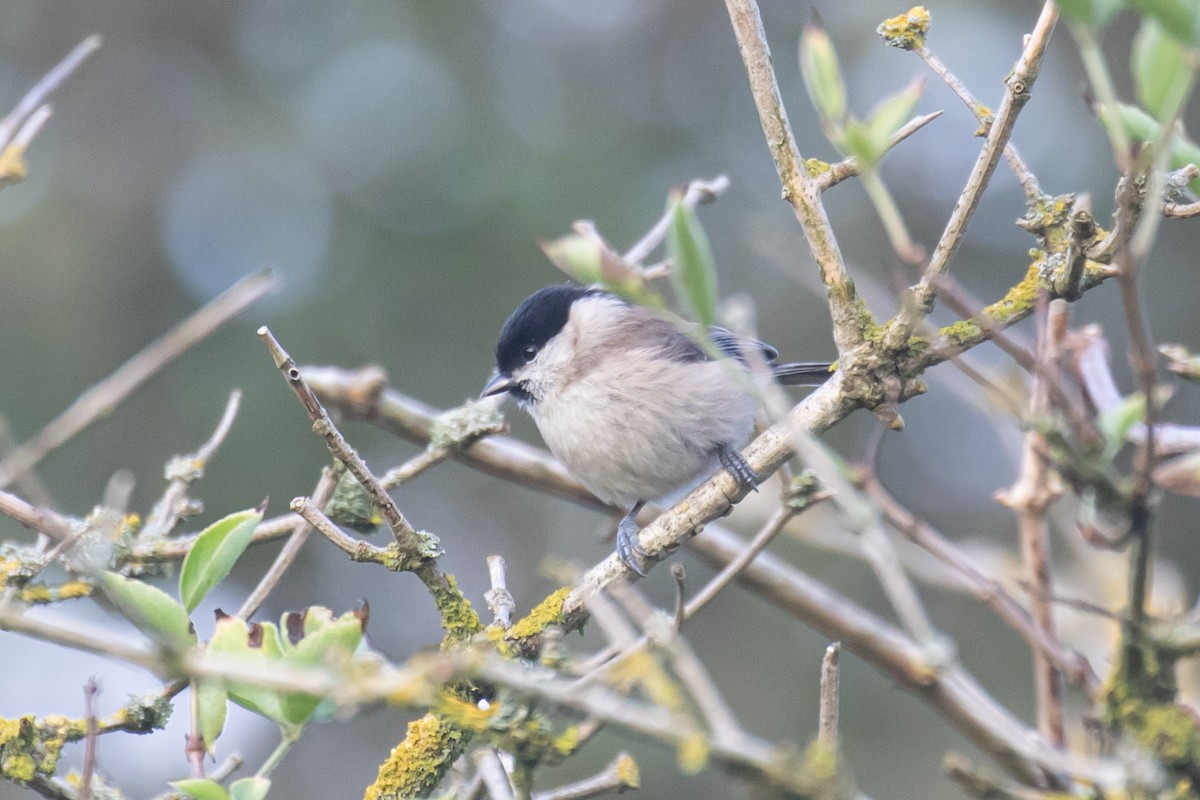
<box><xmin>142</xmin><ymin>390</ymin><xmax>243</xmax><ymax>540</ymax></box>
<box><xmin>995</xmin><ymin>299</ymin><xmax>1066</xmax><ymax>745</ymax></box>
<box><xmin>1109</xmin><ymin>175</ymin><xmax>1163</xmax><ymax>628</ymax></box>
<box><xmin>608</xmin><ymin>581</ymin><xmax>743</xmax><ymax>742</ymax></box>
<box><xmin>473</xmin><ymin>749</ymin><xmax>515</xmax><ymax>800</ymax></box>
<box><xmin>722</xmin><ymin>0</ymin><xmax>861</xmax><ymax>352</ymax></box>
<box><xmin>0</xmin><ymin>414</ymin><xmax>57</xmax><ymax>511</ymax></box>
<box><xmin>624</xmin><ymin>176</ymin><xmax>730</xmax><ymax>265</ymax></box>
<box><xmin>946</xmin><ymin>753</ymin><xmax>1048</xmax><ymax>800</ymax></box>
<box><xmin>303</xmin><ymin>366</ymin><xmax>604</xmax><ymax>511</ymax></box>
<box><xmin>0</xmin><ymin>487</ymin><xmax>75</xmax><ymax>540</ymax></box>
<box><xmin>134</xmin><ymin>508</ymin><xmax>303</xmax><ymax>561</ymax></box>
<box><xmin>816</xmin><ymin>111</ymin><xmax>944</xmax><ymax>190</ymax></box>
<box><xmin>258</xmin><ymin>327</ymin><xmax>423</xmax><ymax>554</ymax></box>
<box><xmin>485</xmin><ymin>555</ymin><xmax>515</xmax><ymax>628</ymax></box>
<box><xmin>236</xmin><ymin>467</ymin><xmax>338</xmax><ymax>620</ymax></box>
<box><xmin>913</xmin><ymin>45</ymin><xmax>1041</xmax><ymax>200</ymax></box>
<box><xmin>0</xmin><ymin>35</ymin><xmax>101</xmax><ymax>150</ymax></box>
<box><xmin>932</xmin><ymin>273</ymin><xmax>1097</xmax><ymax>440</ymax></box>
<box><xmin>670</xmin><ymin>563</ymin><xmax>687</xmax><ymax>632</ymax></box>
<box><xmin>531</xmin><ymin>753</ymin><xmax>640</xmax><ymax>800</ymax></box>
<box><xmin>209</xmin><ymin>755</ymin><xmax>245</xmax><ymax>783</ymax></box>
<box><xmin>78</xmin><ymin>677</ymin><xmax>100</xmax><ymax>800</ymax></box>
<box><xmin>683</xmin><ymin>523</ymin><xmax>1067</xmax><ymax>784</ymax></box>
<box><xmin>818</xmin><ymin>642</ymin><xmax>841</xmax><ymax>746</ymax></box>
<box><xmin>0</xmin><ymin>607</ymin><xmax>159</xmax><ymax>671</ymax></box>
<box><xmin>575</xmin><ymin>504</ymin><xmax>804</xmax><ymax>678</ymax></box>
<box><xmin>380</xmin><ymin>448</ymin><xmax>453</xmax><ymax>489</ymax></box>
<box><xmin>1163</xmin><ymin>200</ymin><xmax>1200</xmax><ymax>218</ymax></box>
<box><xmin>462</xmin><ymin>653</ymin><xmax>814</xmax><ymax>797</ymax></box>
<box><xmin>1068</xmin><ymin>327</ymin><xmax>1200</xmax><ymax>455</ymax></box>
<box><xmin>186</xmin><ymin>688</ymin><xmax>206</xmax><ymax>779</ymax></box>
<box><xmin>912</xmin><ymin>2</ymin><xmax>1059</xmax><ymax>313</ymax></box>
<box><xmin>682</xmin><ymin>505</ymin><xmax>796</xmax><ymax>616</ymax></box>
<box><xmin>862</xmin><ymin>472</ymin><xmax>1097</xmax><ymax>693</ymax></box>
<box><xmin>0</xmin><ymin>270</ymin><xmax>277</xmax><ymax>490</ymax></box>
<box><xmin>8</xmin><ymin>105</ymin><xmax>53</xmax><ymax>159</ymax></box>
<box><xmin>290</xmin><ymin>497</ymin><xmax>395</xmax><ymax>566</ymax></box>
<box><xmin>791</xmin><ymin>426</ymin><xmax>940</xmax><ymax>646</ymax></box>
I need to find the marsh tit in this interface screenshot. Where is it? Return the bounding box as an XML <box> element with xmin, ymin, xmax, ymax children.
<box><xmin>481</xmin><ymin>284</ymin><xmax>832</xmax><ymax>575</ymax></box>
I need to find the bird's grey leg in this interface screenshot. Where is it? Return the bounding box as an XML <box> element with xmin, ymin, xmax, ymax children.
<box><xmin>718</xmin><ymin>443</ymin><xmax>762</xmax><ymax>491</ymax></box>
<box><xmin>615</xmin><ymin>501</ymin><xmax>651</xmax><ymax>576</ymax></box>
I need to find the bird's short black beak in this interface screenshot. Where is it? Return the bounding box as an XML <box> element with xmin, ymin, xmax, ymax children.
<box><xmin>480</xmin><ymin>372</ymin><xmax>514</xmax><ymax>398</ymax></box>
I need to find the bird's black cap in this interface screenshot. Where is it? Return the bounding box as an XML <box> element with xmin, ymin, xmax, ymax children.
<box><xmin>494</xmin><ymin>284</ymin><xmax>598</xmax><ymax>374</ymax></box>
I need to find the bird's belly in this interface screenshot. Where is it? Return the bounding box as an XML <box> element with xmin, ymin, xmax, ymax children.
<box><xmin>532</xmin><ymin>379</ymin><xmax>755</xmax><ymax>508</ymax></box>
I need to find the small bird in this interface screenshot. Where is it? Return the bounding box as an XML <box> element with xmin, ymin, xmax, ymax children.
<box><xmin>481</xmin><ymin>284</ymin><xmax>832</xmax><ymax>574</ymax></box>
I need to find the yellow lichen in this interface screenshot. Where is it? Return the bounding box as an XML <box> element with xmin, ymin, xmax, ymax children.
<box><xmin>614</xmin><ymin>753</ymin><xmax>641</xmax><ymax>788</ymax></box>
<box><xmin>506</xmin><ymin>587</ymin><xmax>571</xmax><ymax>641</ymax></box>
<box><xmin>18</xmin><ymin>585</ymin><xmax>51</xmax><ymax>603</ymax></box>
<box><xmin>938</xmin><ymin>319</ymin><xmax>982</xmax><ymax>348</ymax></box>
<box><xmin>2</xmin><ymin>752</ymin><xmax>35</xmax><ymax>782</ymax></box>
<box><xmin>0</xmin><ymin>143</ymin><xmax>29</xmax><ymax>189</ymax></box>
<box><xmin>0</xmin><ymin>713</ymin><xmax>80</xmax><ymax>783</ymax></box>
<box><xmin>56</xmin><ymin>581</ymin><xmax>94</xmax><ymax>600</ymax></box>
<box><xmin>19</xmin><ymin>577</ymin><xmax>94</xmax><ymax>603</ymax></box>
<box><xmin>552</xmin><ymin>725</ymin><xmax>581</xmax><ymax>757</ymax></box>
<box><xmin>804</xmin><ymin>158</ymin><xmax>832</xmax><ymax>177</ymax></box>
<box><xmin>979</xmin><ymin>258</ymin><xmax>1041</xmax><ymax>321</ymax></box>
<box><xmin>877</xmin><ymin>6</ymin><xmax>931</xmax><ymax>50</ymax></box>
<box><xmin>364</xmin><ymin>713</ymin><xmax>470</xmax><ymax>800</ymax></box>
<box><xmin>434</xmin><ymin>696</ymin><xmax>498</xmax><ymax>733</ymax></box>
<box><xmin>427</xmin><ymin>573</ymin><xmax>482</xmax><ymax>645</ymax></box>
<box><xmin>676</xmin><ymin>732</ymin><xmax>710</xmax><ymax>775</ymax></box>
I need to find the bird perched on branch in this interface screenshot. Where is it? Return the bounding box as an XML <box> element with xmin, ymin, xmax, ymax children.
<box><xmin>482</xmin><ymin>284</ymin><xmax>831</xmax><ymax>574</ymax></box>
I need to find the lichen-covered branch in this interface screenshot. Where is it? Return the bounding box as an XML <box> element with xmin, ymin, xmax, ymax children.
<box><xmin>722</xmin><ymin>0</ymin><xmax>863</xmax><ymax>353</ymax></box>
<box><xmin>910</xmin><ymin>2</ymin><xmax>1059</xmax><ymax>315</ymax></box>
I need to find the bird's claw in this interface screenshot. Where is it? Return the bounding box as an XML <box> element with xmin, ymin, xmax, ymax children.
<box><xmin>615</xmin><ymin>515</ymin><xmax>653</xmax><ymax>576</ymax></box>
<box><xmin>719</xmin><ymin>444</ymin><xmax>762</xmax><ymax>491</ymax></box>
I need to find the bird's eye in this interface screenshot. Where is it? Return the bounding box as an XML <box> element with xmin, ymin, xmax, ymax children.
<box><xmin>522</xmin><ymin>344</ymin><xmax>539</xmax><ymax>360</ymax></box>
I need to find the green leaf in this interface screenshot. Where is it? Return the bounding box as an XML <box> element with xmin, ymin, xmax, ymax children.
<box><xmin>1058</xmin><ymin>0</ymin><xmax>1124</xmax><ymax>28</ymax></box>
<box><xmin>171</xmin><ymin>778</ymin><xmax>231</xmax><ymax>800</ymax></box>
<box><xmin>195</xmin><ymin>679</ymin><xmax>228</xmax><ymax>755</ymax></box>
<box><xmin>277</xmin><ymin>610</ymin><xmax>364</xmax><ymax>726</ymax></box>
<box><xmin>666</xmin><ymin>201</ymin><xmax>719</xmax><ymax>327</ymax></box>
<box><xmin>1097</xmin><ymin>102</ymin><xmax>1200</xmax><ymax>193</ymax></box>
<box><xmin>856</xmin><ymin>77</ymin><xmax>924</xmax><ymax>167</ymax></box>
<box><xmin>1133</xmin><ymin>19</ymin><xmax>1192</xmax><ymax>116</ymax></box>
<box><xmin>97</xmin><ymin>571</ymin><xmax>194</xmax><ymax>651</ymax></box>
<box><xmin>540</xmin><ymin>233</ymin><xmax>665</xmax><ymax>310</ymax></box>
<box><xmin>208</xmin><ymin>615</ymin><xmax>289</xmax><ymax>726</ymax></box>
<box><xmin>1098</xmin><ymin>393</ymin><xmax>1147</xmax><ymax>462</ymax></box>
<box><xmin>209</xmin><ymin>608</ymin><xmax>365</xmax><ymax>728</ymax></box>
<box><xmin>541</xmin><ymin>233</ymin><xmax>604</xmax><ymax>285</ymax></box>
<box><xmin>180</xmin><ymin>503</ymin><xmax>266</xmax><ymax>613</ymax></box>
<box><xmin>230</xmin><ymin>777</ymin><xmax>271</xmax><ymax>800</ymax></box>
<box><xmin>1128</xmin><ymin>0</ymin><xmax>1200</xmax><ymax>45</ymax></box>
<box><xmin>799</xmin><ymin>20</ymin><xmax>847</xmax><ymax>125</ymax></box>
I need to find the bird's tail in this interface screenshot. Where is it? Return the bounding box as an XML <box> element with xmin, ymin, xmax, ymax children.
<box><xmin>772</xmin><ymin>361</ymin><xmax>835</xmax><ymax>386</ymax></box>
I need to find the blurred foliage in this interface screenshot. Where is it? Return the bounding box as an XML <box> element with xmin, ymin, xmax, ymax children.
<box><xmin>1</xmin><ymin>1</ymin><xmax>1200</xmax><ymax>800</ymax></box>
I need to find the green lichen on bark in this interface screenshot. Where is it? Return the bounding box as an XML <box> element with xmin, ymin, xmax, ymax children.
<box><xmin>364</xmin><ymin>712</ymin><xmax>470</xmax><ymax>800</ymax></box>
<box><xmin>1103</xmin><ymin>637</ymin><xmax>1200</xmax><ymax>795</ymax></box>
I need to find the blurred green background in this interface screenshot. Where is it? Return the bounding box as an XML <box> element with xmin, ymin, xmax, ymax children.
<box><xmin>2</xmin><ymin>1</ymin><xmax>1199</xmax><ymax>798</ymax></box>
